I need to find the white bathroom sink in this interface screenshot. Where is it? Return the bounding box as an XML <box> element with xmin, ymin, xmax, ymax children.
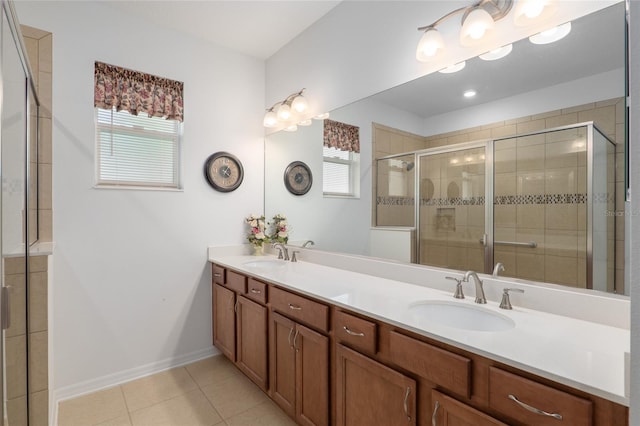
<box><xmin>242</xmin><ymin>259</ymin><xmax>286</xmax><ymax>270</ymax></box>
<box><xmin>409</xmin><ymin>301</ymin><xmax>515</xmax><ymax>332</ymax></box>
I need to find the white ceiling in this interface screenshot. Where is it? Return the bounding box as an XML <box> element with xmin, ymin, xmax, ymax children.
<box><xmin>103</xmin><ymin>0</ymin><xmax>341</xmax><ymax>60</ymax></box>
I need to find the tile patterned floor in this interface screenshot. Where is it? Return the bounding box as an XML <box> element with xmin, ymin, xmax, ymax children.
<box><xmin>57</xmin><ymin>355</ymin><xmax>296</xmax><ymax>426</ymax></box>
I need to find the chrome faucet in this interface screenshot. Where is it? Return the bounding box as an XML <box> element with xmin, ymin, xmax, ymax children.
<box><xmin>492</xmin><ymin>262</ymin><xmax>505</xmax><ymax>277</ymax></box>
<box><xmin>272</xmin><ymin>243</ymin><xmax>289</xmax><ymax>261</ymax></box>
<box><xmin>302</xmin><ymin>240</ymin><xmax>315</xmax><ymax>248</ymax></box>
<box><xmin>463</xmin><ymin>271</ymin><xmax>487</xmax><ymax>304</ymax></box>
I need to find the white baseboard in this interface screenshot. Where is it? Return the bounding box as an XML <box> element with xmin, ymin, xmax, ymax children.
<box><xmin>51</xmin><ymin>346</ymin><xmax>220</xmax><ymax>425</ymax></box>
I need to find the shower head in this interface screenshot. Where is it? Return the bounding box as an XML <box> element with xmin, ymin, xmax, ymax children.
<box><xmin>404</xmin><ymin>161</ymin><xmax>415</xmax><ymax>172</ymax></box>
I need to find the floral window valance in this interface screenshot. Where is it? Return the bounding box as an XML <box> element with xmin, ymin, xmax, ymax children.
<box><xmin>94</xmin><ymin>61</ymin><xmax>184</xmax><ymax>122</ymax></box>
<box><xmin>323</xmin><ymin>119</ymin><xmax>360</xmax><ymax>153</ymax></box>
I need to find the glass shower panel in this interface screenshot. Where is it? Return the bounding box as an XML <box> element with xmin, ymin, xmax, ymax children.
<box><xmin>2</xmin><ymin>6</ymin><xmax>30</xmax><ymax>425</ymax></box>
<box><xmin>418</xmin><ymin>147</ymin><xmax>486</xmax><ymax>271</ymax></box>
<box><xmin>494</xmin><ymin>126</ymin><xmax>589</xmax><ymax>287</ymax></box>
<box><xmin>375</xmin><ymin>154</ymin><xmax>415</xmax><ymax>227</ymax></box>
<box><xmin>591</xmin><ymin>127</ymin><xmax>616</xmax><ymax>292</ymax></box>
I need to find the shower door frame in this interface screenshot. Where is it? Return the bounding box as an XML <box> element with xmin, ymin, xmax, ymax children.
<box><xmin>413</xmin><ymin>140</ymin><xmax>495</xmax><ymax>274</ymax></box>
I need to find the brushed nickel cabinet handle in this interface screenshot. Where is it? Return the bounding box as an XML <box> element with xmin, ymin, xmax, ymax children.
<box><xmin>508</xmin><ymin>394</ymin><xmax>563</xmax><ymax>420</ymax></box>
<box><xmin>287</xmin><ymin>327</ymin><xmax>294</xmax><ymax>347</ymax></box>
<box><xmin>250</xmin><ymin>288</ymin><xmax>261</xmax><ymax>294</ymax></box>
<box><xmin>431</xmin><ymin>400</ymin><xmax>440</xmax><ymax>426</ymax></box>
<box><xmin>343</xmin><ymin>326</ymin><xmax>365</xmax><ymax>337</ymax></box>
<box><xmin>213</xmin><ymin>273</ymin><xmax>222</xmax><ymax>277</ymax></box>
<box><xmin>288</xmin><ymin>303</ymin><xmax>302</xmax><ymax>311</ymax></box>
<box><xmin>403</xmin><ymin>386</ymin><xmax>412</xmax><ymax>421</ymax></box>
<box><xmin>234</xmin><ymin>300</ymin><xmax>239</xmax><ymax>313</ymax></box>
<box><xmin>293</xmin><ymin>330</ymin><xmax>300</xmax><ymax>352</ymax></box>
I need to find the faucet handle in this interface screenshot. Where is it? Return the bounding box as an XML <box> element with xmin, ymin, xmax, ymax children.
<box><xmin>445</xmin><ymin>276</ymin><xmax>465</xmax><ymax>299</ymax></box>
<box><xmin>275</xmin><ymin>247</ymin><xmax>283</xmax><ymax>259</ymax></box>
<box><xmin>500</xmin><ymin>288</ymin><xmax>525</xmax><ymax>310</ymax></box>
<box><xmin>291</xmin><ymin>250</ymin><xmax>300</xmax><ymax>262</ymax></box>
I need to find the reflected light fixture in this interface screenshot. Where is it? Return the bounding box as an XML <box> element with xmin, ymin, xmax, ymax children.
<box><xmin>263</xmin><ymin>88</ymin><xmax>310</xmax><ymax>129</ymax></box>
<box><xmin>513</xmin><ymin>0</ymin><xmax>556</xmax><ymax>27</ymax></box>
<box><xmin>529</xmin><ymin>22</ymin><xmax>571</xmax><ymax>44</ymax></box>
<box><xmin>479</xmin><ymin>43</ymin><xmax>512</xmax><ymax>60</ymax></box>
<box><xmin>463</xmin><ymin>89</ymin><xmax>477</xmax><ymax>98</ymax></box>
<box><xmin>416</xmin><ymin>0</ymin><xmax>514</xmax><ymax>62</ymax></box>
<box><xmin>439</xmin><ymin>61</ymin><xmax>466</xmax><ymax>74</ymax></box>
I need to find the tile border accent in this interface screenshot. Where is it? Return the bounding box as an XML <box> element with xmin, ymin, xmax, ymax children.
<box><xmin>377</xmin><ymin>193</ymin><xmax>595</xmax><ymax>207</ymax></box>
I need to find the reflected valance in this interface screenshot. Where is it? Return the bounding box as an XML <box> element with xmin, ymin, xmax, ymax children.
<box><xmin>323</xmin><ymin>119</ymin><xmax>360</xmax><ymax>153</ymax></box>
<box><xmin>94</xmin><ymin>61</ymin><xmax>184</xmax><ymax>122</ymax></box>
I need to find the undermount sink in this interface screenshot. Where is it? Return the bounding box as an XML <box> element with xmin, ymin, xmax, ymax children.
<box><xmin>242</xmin><ymin>259</ymin><xmax>286</xmax><ymax>270</ymax></box>
<box><xmin>409</xmin><ymin>301</ymin><xmax>515</xmax><ymax>332</ymax></box>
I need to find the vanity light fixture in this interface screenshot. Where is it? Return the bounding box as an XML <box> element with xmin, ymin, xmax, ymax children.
<box><xmin>439</xmin><ymin>61</ymin><xmax>467</xmax><ymax>74</ymax></box>
<box><xmin>263</xmin><ymin>88</ymin><xmax>309</xmax><ymax>128</ymax></box>
<box><xmin>416</xmin><ymin>0</ymin><xmax>514</xmax><ymax>62</ymax></box>
<box><xmin>529</xmin><ymin>22</ymin><xmax>571</xmax><ymax>44</ymax></box>
<box><xmin>513</xmin><ymin>0</ymin><xmax>557</xmax><ymax>27</ymax></box>
<box><xmin>314</xmin><ymin>112</ymin><xmax>330</xmax><ymax>120</ymax></box>
<box><xmin>479</xmin><ymin>43</ymin><xmax>513</xmax><ymax>60</ymax></box>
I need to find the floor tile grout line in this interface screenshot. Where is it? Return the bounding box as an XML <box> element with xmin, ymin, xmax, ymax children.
<box><xmin>123</xmin><ymin>366</ymin><xmax>199</xmax><ymax>415</ymax></box>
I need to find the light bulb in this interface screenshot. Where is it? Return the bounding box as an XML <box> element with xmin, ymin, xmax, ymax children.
<box><xmin>291</xmin><ymin>95</ymin><xmax>308</xmax><ymax>113</ymax></box>
<box><xmin>529</xmin><ymin>22</ymin><xmax>571</xmax><ymax>45</ymax></box>
<box><xmin>263</xmin><ymin>110</ymin><xmax>278</xmax><ymax>128</ymax></box>
<box><xmin>416</xmin><ymin>28</ymin><xmax>444</xmax><ymax>62</ymax></box>
<box><xmin>479</xmin><ymin>44</ymin><xmax>513</xmax><ymax>61</ymax></box>
<box><xmin>463</xmin><ymin>89</ymin><xmax>477</xmax><ymax>98</ymax></box>
<box><xmin>514</xmin><ymin>0</ymin><xmax>556</xmax><ymax>27</ymax></box>
<box><xmin>314</xmin><ymin>112</ymin><xmax>330</xmax><ymax>120</ymax></box>
<box><xmin>277</xmin><ymin>103</ymin><xmax>292</xmax><ymax>121</ymax></box>
<box><xmin>284</xmin><ymin>124</ymin><xmax>298</xmax><ymax>132</ymax></box>
<box><xmin>460</xmin><ymin>7</ymin><xmax>494</xmax><ymax>46</ymax></box>
<box><xmin>298</xmin><ymin>119</ymin><xmax>312</xmax><ymax>126</ymax></box>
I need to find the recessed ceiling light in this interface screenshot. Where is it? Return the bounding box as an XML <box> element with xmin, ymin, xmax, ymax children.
<box><xmin>529</xmin><ymin>22</ymin><xmax>571</xmax><ymax>45</ymax></box>
<box><xmin>479</xmin><ymin>44</ymin><xmax>513</xmax><ymax>61</ymax></box>
<box><xmin>439</xmin><ymin>61</ymin><xmax>466</xmax><ymax>74</ymax></box>
<box><xmin>463</xmin><ymin>90</ymin><xmax>477</xmax><ymax>98</ymax></box>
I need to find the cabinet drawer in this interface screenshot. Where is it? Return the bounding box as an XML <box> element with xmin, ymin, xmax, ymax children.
<box><xmin>225</xmin><ymin>270</ymin><xmax>247</xmax><ymax>293</ymax></box>
<box><xmin>212</xmin><ymin>264</ymin><xmax>226</xmax><ymax>285</ymax></box>
<box><xmin>246</xmin><ymin>278</ymin><xmax>267</xmax><ymax>304</ymax></box>
<box><xmin>389</xmin><ymin>331</ymin><xmax>471</xmax><ymax>398</ymax></box>
<box><xmin>270</xmin><ymin>287</ymin><xmax>329</xmax><ymax>332</ymax></box>
<box><xmin>488</xmin><ymin>367</ymin><xmax>592</xmax><ymax>426</ymax></box>
<box><xmin>334</xmin><ymin>310</ymin><xmax>377</xmax><ymax>354</ymax></box>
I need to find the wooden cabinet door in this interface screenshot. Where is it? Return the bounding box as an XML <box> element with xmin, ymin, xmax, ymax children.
<box><xmin>296</xmin><ymin>324</ymin><xmax>329</xmax><ymax>426</ymax></box>
<box><xmin>336</xmin><ymin>344</ymin><xmax>416</xmax><ymax>426</ymax></box>
<box><xmin>432</xmin><ymin>389</ymin><xmax>508</xmax><ymax>426</ymax></box>
<box><xmin>237</xmin><ymin>296</ymin><xmax>268</xmax><ymax>391</ymax></box>
<box><xmin>213</xmin><ymin>284</ymin><xmax>236</xmax><ymax>361</ymax></box>
<box><xmin>270</xmin><ymin>312</ymin><xmax>296</xmax><ymax>419</ymax></box>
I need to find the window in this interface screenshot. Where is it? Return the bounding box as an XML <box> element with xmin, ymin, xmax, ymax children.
<box><xmin>95</xmin><ymin>108</ymin><xmax>182</xmax><ymax>189</ymax></box>
<box><xmin>323</xmin><ymin>119</ymin><xmax>360</xmax><ymax>197</ymax></box>
<box><xmin>323</xmin><ymin>146</ymin><xmax>359</xmax><ymax>197</ymax></box>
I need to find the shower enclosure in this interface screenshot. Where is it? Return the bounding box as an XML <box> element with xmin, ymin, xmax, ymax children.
<box><xmin>1</xmin><ymin>0</ymin><xmax>41</xmax><ymax>424</ymax></box>
<box><xmin>376</xmin><ymin>123</ymin><xmax>617</xmax><ymax>292</ymax></box>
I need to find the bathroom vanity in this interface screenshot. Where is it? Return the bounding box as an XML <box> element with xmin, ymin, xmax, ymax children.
<box><xmin>208</xmin><ymin>248</ymin><xmax>629</xmax><ymax>425</ymax></box>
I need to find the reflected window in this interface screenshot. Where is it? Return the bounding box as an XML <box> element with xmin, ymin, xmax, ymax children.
<box><xmin>323</xmin><ymin>146</ymin><xmax>359</xmax><ymax>197</ymax></box>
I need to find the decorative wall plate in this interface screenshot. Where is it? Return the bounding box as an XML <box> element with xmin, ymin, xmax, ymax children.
<box><xmin>284</xmin><ymin>161</ymin><xmax>312</xmax><ymax>196</ymax></box>
<box><xmin>204</xmin><ymin>152</ymin><xmax>244</xmax><ymax>192</ymax></box>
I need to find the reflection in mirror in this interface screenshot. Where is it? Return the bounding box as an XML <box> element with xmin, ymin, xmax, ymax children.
<box><xmin>264</xmin><ymin>2</ymin><xmax>627</xmax><ymax>295</ymax></box>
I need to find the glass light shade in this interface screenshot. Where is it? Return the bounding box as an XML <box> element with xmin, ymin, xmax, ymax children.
<box><xmin>529</xmin><ymin>22</ymin><xmax>571</xmax><ymax>45</ymax></box>
<box><xmin>479</xmin><ymin>44</ymin><xmax>513</xmax><ymax>61</ymax></box>
<box><xmin>314</xmin><ymin>112</ymin><xmax>330</xmax><ymax>120</ymax></box>
<box><xmin>416</xmin><ymin>28</ymin><xmax>444</xmax><ymax>62</ymax></box>
<box><xmin>298</xmin><ymin>119</ymin><xmax>313</xmax><ymax>126</ymax></box>
<box><xmin>263</xmin><ymin>110</ymin><xmax>278</xmax><ymax>127</ymax></box>
<box><xmin>513</xmin><ymin>0</ymin><xmax>557</xmax><ymax>27</ymax></box>
<box><xmin>460</xmin><ymin>7</ymin><xmax>495</xmax><ymax>46</ymax></box>
<box><xmin>276</xmin><ymin>103</ymin><xmax>292</xmax><ymax>121</ymax></box>
<box><xmin>291</xmin><ymin>95</ymin><xmax>309</xmax><ymax>113</ymax></box>
<box><xmin>438</xmin><ymin>61</ymin><xmax>466</xmax><ymax>74</ymax></box>
<box><xmin>284</xmin><ymin>124</ymin><xmax>298</xmax><ymax>132</ymax></box>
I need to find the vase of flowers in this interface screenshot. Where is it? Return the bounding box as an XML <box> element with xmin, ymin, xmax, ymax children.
<box><xmin>269</xmin><ymin>214</ymin><xmax>289</xmax><ymax>244</ymax></box>
<box><xmin>245</xmin><ymin>214</ymin><xmax>269</xmax><ymax>255</ymax></box>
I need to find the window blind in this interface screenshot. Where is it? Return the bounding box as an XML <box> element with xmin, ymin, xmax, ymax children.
<box><xmin>96</xmin><ymin>108</ymin><xmax>181</xmax><ymax>188</ymax></box>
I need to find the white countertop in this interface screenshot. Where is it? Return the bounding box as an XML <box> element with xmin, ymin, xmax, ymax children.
<box><xmin>208</xmin><ymin>252</ymin><xmax>630</xmax><ymax>407</ymax></box>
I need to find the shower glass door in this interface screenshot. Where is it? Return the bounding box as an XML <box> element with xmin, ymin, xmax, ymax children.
<box><xmin>417</xmin><ymin>144</ymin><xmax>488</xmax><ymax>272</ymax></box>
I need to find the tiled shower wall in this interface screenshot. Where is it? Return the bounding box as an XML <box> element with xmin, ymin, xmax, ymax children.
<box><xmin>373</xmin><ymin>98</ymin><xmax>625</xmax><ymax>291</ymax></box>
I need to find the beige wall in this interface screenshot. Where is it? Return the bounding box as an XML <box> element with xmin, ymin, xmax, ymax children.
<box><xmin>373</xmin><ymin>98</ymin><xmax>625</xmax><ymax>292</ymax></box>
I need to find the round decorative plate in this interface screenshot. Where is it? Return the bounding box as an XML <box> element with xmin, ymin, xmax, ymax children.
<box><xmin>284</xmin><ymin>161</ymin><xmax>313</xmax><ymax>195</ymax></box>
<box><xmin>204</xmin><ymin>152</ymin><xmax>244</xmax><ymax>192</ymax></box>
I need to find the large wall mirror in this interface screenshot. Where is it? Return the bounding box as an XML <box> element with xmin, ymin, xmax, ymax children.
<box><xmin>265</xmin><ymin>2</ymin><xmax>628</xmax><ymax>296</ymax></box>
